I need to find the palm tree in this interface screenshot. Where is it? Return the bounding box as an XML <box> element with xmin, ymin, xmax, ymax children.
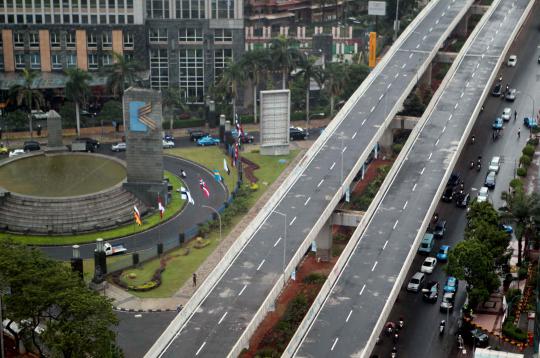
<box><xmin>241</xmin><ymin>49</ymin><xmax>270</xmax><ymax>124</ymax></box>
<box><xmin>269</xmin><ymin>35</ymin><xmax>301</xmax><ymax>89</ymax></box>
<box><xmin>218</xmin><ymin>60</ymin><xmax>246</xmax><ymax>122</ymax></box>
<box><xmin>322</xmin><ymin>62</ymin><xmax>348</xmax><ymax>117</ymax></box>
<box><xmin>162</xmin><ymin>86</ymin><xmax>188</xmax><ymax>130</ymax></box>
<box><xmin>65</xmin><ymin>68</ymin><xmax>91</xmax><ymax>137</ymax></box>
<box><xmin>295</xmin><ymin>54</ymin><xmax>324</xmax><ymax>128</ymax></box>
<box><xmin>9</xmin><ymin>68</ymin><xmax>45</xmax><ymax>138</ymax></box>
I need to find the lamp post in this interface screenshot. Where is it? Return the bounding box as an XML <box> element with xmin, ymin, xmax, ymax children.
<box><xmin>273</xmin><ymin>210</ymin><xmax>287</xmax><ymax>283</ymax></box>
<box><xmin>202</xmin><ymin>205</ymin><xmax>221</xmax><ymax>243</ymax></box>
<box><xmin>393</xmin><ymin>0</ymin><xmax>400</xmax><ymax>41</ymax></box>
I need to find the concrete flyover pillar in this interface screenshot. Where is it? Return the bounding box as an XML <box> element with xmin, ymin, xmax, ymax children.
<box><xmin>379</xmin><ymin>126</ymin><xmax>394</xmax><ymax>156</ymax></box>
<box><xmin>455</xmin><ymin>12</ymin><xmax>470</xmax><ymax>38</ymax></box>
<box><xmin>315</xmin><ymin>216</ymin><xmax>333</xmax><ymax>262</ymax></box>
<box><xmin>419</xmin><ymin>62</ymin><xmax>432</xmax><ymax>87</ymax></box>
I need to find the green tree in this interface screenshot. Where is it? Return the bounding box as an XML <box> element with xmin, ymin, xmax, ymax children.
<box><xmin>269</xmin><ymin>35</ymin><xmax>301</xmax><ymax>89</ymax></box>
<box><xmin>65</xmin><ymin>68</ymin><xmax>92</xmax><ymax>137</ymax></box>
<box><xmin>4</xmin><ymin>109</ymin><xmax>27</xmax><ymax>130</ymax></box>
<box><xmin>322</xmin><ymin>62</ymin><xmax>348</xmax><ymax>117</ymax></box>
<box><xmin>0</xmin><ymin>241</ymin><xmax>120</xmax><ymax>358</ymax></box>
<box><xmin>97</xmin><ymin>100</ymin><xmax>123</xmax><ymax>123</ymax></box>
<box><xmin>8</xmin><ymin>68</ymin><xmax>45</xmax><ymax>138</ymax></box>
<box><xmin>400</xmin><ymin>91</ymin><xmax>425</xmax><ymax>117</ymax></box>
<box><xmin>217</xmin><ymin>59</ymin><xmax>246</xmax><ymax>121</ymax></box>
<box><xmin>162</xmin><ymin>86</ymin><xmax>188</xmax><ymax>130</ymax></box>
<box><xmin>295</xmin><ymin>54</ymin><xmax>324</xmax><ymax>126</ymax></box>
<box><xmin>343</xmin><ymin>63</ymin><xmax>370</xmax><ymax>99</ymax></box>
<box><xmin>59</xmin><ymin>101</ymin><xmax>77</xmax><ymax>128</ymax></box>
<box><xmin>241</xmin><ymin>49</ymin><xmax>270</xmax><ymax>123</ymax></box>
<box><xmin>101</xmin><ymin>52</ymin><xmax>144</xmax><ymax>99</ymax></box>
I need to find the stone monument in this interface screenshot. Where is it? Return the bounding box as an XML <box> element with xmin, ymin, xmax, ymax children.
<box><xmin>122</xmin><ymin>87</ymin><xmax>168</xmax><ymax>206</ymax></box>
<box><xmin>259</xmin><ymin>90</ymin><xmax>291</xmax><ymax>156</ymax></box>
<box><xmin>45</xmin><ymin>110</ymin><xmax>66</xmax><ymax>151</ymax></box>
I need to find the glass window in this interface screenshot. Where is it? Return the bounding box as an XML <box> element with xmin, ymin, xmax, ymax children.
<box><xmin>178</xmin><ymin>28</ymin><xmax>202</xmax><ymax>42</ymax></box>
<box><xmin>45</xmin><ymin>14</ymin><xmax>51</xmax><ymax>23</ymax></box>
<box><xmin>179</xmin><ymin>48</ymin><xmax>204</xmax><ymax>103</ymax></box>
<box><xmin>126</xmin><ymin>0</ymin><xmax>132</xmax><ymax>7</ymax></box>
<box><xmin>147</xmin><ymin>0</ymin><xmax>169</xmax><ymax>18</ymax></box>
<box><xmin>109</xmin><ymin>15</ymin><xmax>115</xmax><ymax>23</ymax></box>
<box><xmin>150</xmin><ymin>48</ymin><xmax>169</xmax><ymax>89</ymax></box>
<box><xmin>7</xmin><ymin>15</ymin><xmax>14</xmax><ymax>23</ymax></box>
<box><xmin>87</xmin><ymin>32</ymin><xmax>97</xmax><ymax>47</ymax></box>
<box><xmin>88</xmin><ymin>53</ymin><xmax>98</xmax><ymax>70</ymax></box>
<box><xmin>66</xmin><ymin>53</ymin><xmax>76</xmax><ymax>67</ymax></box>
<box><xmin>91</xmin><ymin>15</ymin><xmax>97</xmax><ymax>23</ymax></box>
<box><xmin>123</xmin><ymin>32</ymin><xmax>134</xmax><ymax>48</ymax></box>
<box><xmin>36</xmin><ymin>14</ymin><xmax>43</xmax><ymax>23</ymax></box>
<box><xmin>0</xmin><ymin>54</ymin><xmax>4</xmax><ymax>71</ymax></box>
<box><xmin>177</xmin><ymin>0</ymin><xmax>204</xmax><ymax>18</ymax></box>
<box><xmin>127</xmin><ymin>15</ymin><xmax>133</xmax><ymax>23</ymax></box>
<box><xmin>212</xmin><ymin>0</ymin><xmax>233</xmax><ymax>19</ymax></box>
<box><xmin>54</xmin><ymin>14</ymin><xmax>61</xmax><ymax>22</ymax></box>
<box><xmin>102</xmin><ymin>31</ymin><xmax>112</xmax><ymax>48</ymax></box>
<box><xmin>118</xmin><ymin>14</ymin><xmax>125</xmax><ymax>23</ymax></box>
<box><xmin>72</xmin><ymin>14</ymin><xmax>79</xmax><ymax>22</ymax></box>
<box><xmin>13</xmin><ymin>32</ymin><xmax>25</xmax><ymax>48</ymax></box>
<box><xmin>29</xmin><ymin>32</ymin><xmax>39</xmax><ymax>47</ymax></box>
<box><xmin>17</xmin><ymin>15</ymin><xmax>24</xmax><ymax>23</ymax></box>
<box><xmin>214</xmin><ymin>48</ymin><xmax>232</xmax><ymax>81</ymax></box>
<box><xmin>50</xmin><ymin>32</ymin><xmax>61</xmax><ymax>48</ymax></box>
<box><xmin>124</xmin><ymin>53</ymin><xmax>133</xmax><ymax>62</ymax></box>
<box><xmin>15</xmin><ymin>54</ymin><xmax>25</xmax><ymax>69</ymax></box>
<box><xmin>99</xmin><ymin>14</ymin><xmax>106</xmax><ymax>23</ymax></box>
<box><xmin>82</xmin><ymin>15</ymin><xmax>88</xmax><ymax>23</ymax></box>
<box><xmin>63</xmin><ymin>14</ymin><xmax>69</xmax><ymax>23</ymax></box>
<box><xmin>102</xmin><ymin>52</ymin><xmax>112</xmax><ymax>65</ymax></box>
<box><xmin>66</xmin><ymin>31</ymin><xmax>76</xmax><ymax>48</ymax></box>
<box><xmin>214</xmin><ymin>29</ymin><xmax>232</xmax><ymax>42</ymax></box>
<box><xmin>149</xmin><ymin>28</ymin><xmax>168</xmax><ymax>43</ymax></box>
<box><xmin>51</xmin><ymin>53</ymin><xmax>63</xmax><ymax>70</ymax></box>
<box><xmin>30</xmin><ymin>53</ymin><xmax>41</xmax><ymax>69</ymax></box>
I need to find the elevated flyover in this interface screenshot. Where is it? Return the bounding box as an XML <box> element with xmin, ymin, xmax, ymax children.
<box><xmin>145</xmin><ymin>0</ymin><xmax>476</xmax><ymax>356</ymax></box>
<box><xmin>289</xmin><ymin>0</ymin><xmax>535</xmax><ymax>356</ymax></box>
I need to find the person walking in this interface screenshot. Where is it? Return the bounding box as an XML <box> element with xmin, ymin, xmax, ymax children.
<box><xmin>518</xmin><ymin>129</ymin><xmax>521</xmax><ymax>139</ymax></box>
<box><xmin>192</xmin><ymin>272</ymin><xmax>197</xmax><ymax>287</ymax></box>
<box><xmin>514</xmin><ymin>110</ymin><xmax>517</xmax><ymax>121</ymax></box>
<box><xmin>37</xmin><ymin>124</ymin><xmax>42</xmax><ymax>137</ymax></box>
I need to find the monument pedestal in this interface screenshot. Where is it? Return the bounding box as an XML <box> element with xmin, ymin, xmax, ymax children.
<box><xmin>46</xmin><ymin>110</ymin><xmax>67</xmax><ymax>152</ymax></box>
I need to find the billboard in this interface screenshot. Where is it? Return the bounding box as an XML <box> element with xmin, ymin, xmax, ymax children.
<box><xmin>369</xmin><ymin>32</ymin><xmax>377</xmax><ymax>68</ymax></box>
<box><xmin>368</xmin><ymin>1</ymin><xmax>386</xmax><ymax>16</ymax></box>
<box><xmin>260</xmin><ymin>90</ymin><xmax>290</xmax><ymax>156</ymax></box>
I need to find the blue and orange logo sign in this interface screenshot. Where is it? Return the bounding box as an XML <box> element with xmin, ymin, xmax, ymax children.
<box><xmin>129</xmin><ymin>101</ymin><xmax>157</xmax><ymax>132</ymax></box>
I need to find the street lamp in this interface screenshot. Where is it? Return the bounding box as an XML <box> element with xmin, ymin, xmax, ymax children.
<box><xmin>202</xmin><ymin>205</ymin><xmax>222</xmax><ymax>243</ymax></box>
<box><xmin>273</xmin><ymin>210</ymin><xmax>287</xmax><ymax>283</ymax></box>
<box><xmin>393</xmin><ymin>0</ymin><xmax>401</xmax><ymax>41</ymax></box>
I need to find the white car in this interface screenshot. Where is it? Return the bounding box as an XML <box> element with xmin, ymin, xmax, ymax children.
<box><xmin>477</xmin><ymin>186</ymin><xmax>489</xmax><ymax>203</ymax></box>
<box><xmin>420</xmin><ymin>257</ymin><xmax>437</xmax><ymax>274</ymax></box>
<box><xmin>501</xmin><ymin>107</ymin><xmax>512</xmax><ymax>121</ymax></box>
<box><xmin>111</xmin><ymin>142</ymin><xmax>126</xmax><ymax>152</ymax></box>
<box><xmin>162</xmin><ymin>139</ymin><xmax>175</xmax><ymax>149</ymax></box>
<box><xmin>8</xmin><ymin>149</ymin><xmax>25</xmax><ymax>158</ymax></box>
<box><xmin>489</xmin><ymin>156</ymin><xmax>501</xmax><ymax>173</ymax></box>
<box><xmin>507</xmin><ymin>55</ymin><xmax>517</xmax><ymax>67</ymax></box>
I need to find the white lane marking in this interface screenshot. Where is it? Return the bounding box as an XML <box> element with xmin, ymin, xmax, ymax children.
<box><xmin>472</xmin><ymin>72</ymin><xmax>475</xmax><ymax>78</ymax></box>
<box><xmin>289</xmin><ymin>216</ymin><xmax>297</xmax><ymax>226</ymax></box>
<box><xmin>496</xmin><ymin>29</ymin><xmax>499</xmax><ymax>34</ymax></box>
<box><xmin>442</xmin><ymin>126</ymin><xmax>446</xmax><ymax>133</ymax></box>
<box><xmin>317</xmin><ymin>179</ymin><xmax>324</xmax><ymax>187</ymax></box>
<box><xmin>435</xmin><ymin>19</ymin><xmax>439</xmax><ymax>24</ymax></box>
<box><xmin>486</xmin><ymin>45</ymin><xmax>490</xmax><ymax>51</ymax></box>
<box><xmin>352</xmin><ymin>131</ymin><xmax>357</xmax><ymax>139</ymax></box>
<box><xmin>331</xmin><ymin>338</ymin><xmax>339</xmax><ymax>351</ymax></box>
<box><xmin>256</xmin><ymin>260</ymin><xmax>265</xmax><ymax>271</ymax></box>
<box><xmin>379</xmin><ymin>94</ymin><xmax>384</xmax><ymax>101</ymax></box>
<box><xmin>370</xmin><ymin>106</ymin><xmax>375</xmax><ymax>113</ymax></box>
<box><xmin>238</xmin><ymin>284</ymin><xmax>247</xmax><ymax>296</ymax></box>
<box><xmin>442</xmin><ymin>11</ymin><xmax>446</xmax><ymax>16</ymax></box>
<box><xmin>395</xmin><ymin>73</ymin><xmax>399</xmax><ymax>79</ymax></box>
<box><xmin>342</xmin><ymin>146</ymin><xmax>347</xmax><ymax>153</ymax></box>
<box><xmin>428</xmin><ymin>152</ymin><xmax>432</xmax><ymax>160</ymax></box>
<box><xmin>416</xmin><ymin>44</ymin><xmax>420</xmax><ymax>49</ymax></box>
<box><xmin>274</xmin><ymin>237</ymin><xmax>282</xmax><ymax>247</ymax></box>
<box><xmin>454</xmin><ymin>103</ymin><xmax>459</xmax><ymax>109</ymax></box>
<box><xmin>412</xmin><ymin>183</ymin><xmax>417</xmax><ymax>191</ymax></box>
<box><xmin>460</xmin><ymin>92</ymin><xmax>464</xmax><ymax>98</ymax></box>
<box><xmin>218</xmin><ymin>311</ymin><xmax>228</xmax><ymax>324</ymax></box>
<box><xmin>195</xmin><ymin>342</ymin><xmax>207</xmax><ymax>356</ymax></box>
<box><xmin>429</xmin><ymin>27</ymin><xmax>433</xmax><ymax>32</ymax></box>
<box><xmin>466</xmin><ymin>81</ymin><xmax>469</xmax><ymax>87</ymax></box>
<box><xmin>403</xmin><ymin>201</ymin><xmax>408</xmax><ymax>209</ymax></box>
<box><xmin>134</xmin><ymin>314</ymin><xmax>142</xmax><ymax>318</ymax></box>
<box><xmin>361</xmin><ymin>119</ymin><xmax>367</xmax><ymax>126</ymax></box>
<box><xmin>393</xmin><ymin>220</ymin><xmax>399</xmax><ymax>230</ymax></box>
<box><xmin>383</xmin><ymin>240</ymin><xmax>389</xmax><ymax>250</ymax></box>
<box><xmin>476</xmin><ymin>63</ymin><xmax>480</xmax><ymax>69</ymax></box>
<box><xmin>371</xmin><ymin>261</ymin><xmax>378</xmax><ymax>271</ymax></box>
<box><xmin>422</xmin><ymin>35</ymin><xmax>427</xmax><ymax>41</ymax></box>
<box><xmin>359</xmin><ymin>284</ymin><xmax>366</xmax><ymax>295</ymax></box>
<box><xmin>304</xmin><ymin>197</ymin><xmax>311</xmax><ymax>206</ymax></box>
<box><xmin>449</xmin><ymin>114</ymin><xmax>453</xmax><ymax>121</ymax></box>
<box><xmin>420</xmin><ymin>167</ymin><xmax>425</xmax><ymax>175</ymax></box>
<box><xmin>346</xmin><ymin>310</ymin><xmax>353</xmax><ymax>322</ymax></box>
<box><xmin>409</xmin><ymin>53</ymin><xmax>413</xmax><ymax>59</ymax></box>
<box><xmin>330</xmin><ymin>162</ymin><xmax>336</xmax><ymax>170</ymax></box>
<box><xmin>387</xmin><ymin>83</ymin><xmax>392</xmax><ymax>89</ymax></box>
<box><xmin>435</xmin><ymin>138</ymin><xmax>440</xmax><ymax>146</ymax></box>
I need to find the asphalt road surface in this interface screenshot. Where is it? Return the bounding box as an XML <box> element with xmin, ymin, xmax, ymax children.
<box><xmin>151</xmin><ymin>0</ymin><xmax>476</xmax><ymax>356</ymax></box>
<box><xmin>294</xmin><ymin>0</ymin><xmax>533</xmax><ymax>356</ymax></box>
<box><xmin>372</xmin><ymin>5</ymin><xmax>540</xmax><ymax>358</ymax></box>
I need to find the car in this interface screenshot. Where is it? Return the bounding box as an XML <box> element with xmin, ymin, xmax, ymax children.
<box><xmin>197</xmin><ymin>135</ymin><xmax>220</xmax><ymax>146</ymax></box>
<box><xmin>443</xmin><ymin>276</ymin><xmax>459</xmax><ymax>293</ymax></box>
<box><xmin>162</xmin><ymin>139</ymin><xmax>175</xmax><ymax>149</ymax></box>
<box><xmin>501</xmin><ymin>107</ymin><xmax>512</xmax><ymax>121</ymax></box>
<box><xmin>505</xmin><ymin>88</ymin><xmax>516</xmax><ymax>101</ymax></box>
<box><xmin>485</xmin><ymin>171</ymin><xmax>496</xmax><ymax>189</ymax></box>
<box><xmin>433</xmin><ymin>220</ymin><xmax>447</xmax><ymax>238</ymax></box>
<box><xmin>507</xmin><ymin>54</ymin><xmax>517</xmax><ymax>67</ymax></box>
<box><xmin>81</xmin><ymin>109</ymin><xmax>97</xmax><ymax>117</ymax></box>
<box><xmin>0</xmin><ymin>144</ymin><xmax>8</xmax><ymax>155</ymax></box>
<box><xmin>492</xmin><ymin>117</ymin><xmax>504</xmax><ymax>130</ymax></box>
<box><xmin>477</xmin><ymin>186</ymin><xmax>489</xmax><ymax>203</ymax></box>
<box><xmin>231</xmin><ymin>129</ymin><xmax>255</xmax><ymax>144</ymax></box>
<box><xmin>289</xmin><ymin>127</ymin><xmax>308</xmax><ymax>140</ymax></box>
<box><xmin>189</xmin><ymin>130</ymin><xmax>208</xmax><ymax>142</ymax></box>
<box><xmin>163</xmin><ymin>133</ymin><xmax>174</xmax><ymax>141</ymax></box>
<box><xmin>456</xmin><ymin>192</ymin><xmax>470</xmax><ymax>208</ymax></box>
<box><xmin>111</xmin><ymin>142</ymin><xmax>126</xmax><ymax>152</ymax></box>
<box><xmin>524</xmin><ymin>117</ymin><xmax>538</xmax><ymax>128</ymax></box>
<box><xmin>422</xmin><ymin>281</ymin><xmax>440</xmax><ymax>303</ymax></box>
<box><xmin>501</xmin><ymin>224</ymin><xmax>513</xmax><ymax>234</ymax></box>
<box><xmin>447</xmin><ymin>173</ymin><xmax>462</xmax><ymax>188</ymax></box>
<box><xmin>407</xmin><ymin>272</ymin><xmax>426</xmax><ymax>292</ymax></box>
<box><xmin>420</xmin><ymin>257</ymin><xmax>437</xmax><ymax>274</ymax></box>
<box><xmin>468</xmin><ymin>329</ymin><xmax>490</xmax><ymax>347</ymax></box>
<box><xmin>441</xmin><ymin>186</ymin><xmax>454</xmax><ymax>202</ymax></box>
<box><xmin>488</xmin><ymin>156</ymin><xmax>501</xmax><ymax>173</ymax></box>
<box><xmin>492</xmin><ymin>82</ymin><xmax>502</xmax><ymax>96</ymax></box>
<box><xmin>9</xmin><ymin>149</ymin><xmax>25</xmax><ymax>158</ymax></box>
<box><xmin>436</xmin><ymin>245</ymin><xmax>450</xmax><ymax>262</ymax></box>
<box><xmin>76</xmin><ymin>137</ymin><xmax>100</xmax><ymax>152</ymax></box>
<box><xmin>440</xmin><ymin>292</ymin><xmax>455</xmax><ymax>312</ymax></box>
<box><xmin>23</xmin><ymin>141</ymin><xmax>40</xmax><ymax>152</ymax></box>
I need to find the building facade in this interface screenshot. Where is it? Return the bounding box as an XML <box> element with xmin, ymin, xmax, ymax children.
<box><xmin>0</xmin><ymin>0</ymin><xmax>244</xmax><ymax>103</ymax></box>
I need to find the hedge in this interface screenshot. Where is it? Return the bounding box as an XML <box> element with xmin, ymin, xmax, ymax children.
<box><xmin>303</xmin><ymin>272</ymin><xmax>327</xmax><ymax>284</ymax></box>
<box><xmin>520</xmin><ymin>155</ymin><xmax>532</xmax><ymax>167</ymax></box>
<box><xmin>502</xmin><ymin>322</ymin><xmax>528</xmax><ymax>342</ymax></box>
<box><xmin>522</xmin><ymin>145</ymin><xmax>535</xmax><ymax>157</ymax></box>
<box><xmin>517</xmin><ymin>167</ymin><xmax>527</xmax><ymax>177</ymax></box>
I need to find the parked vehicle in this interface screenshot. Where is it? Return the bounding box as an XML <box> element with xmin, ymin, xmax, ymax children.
<box><xmin>163</xmin><ymin>133</ymin><xmax>174</xmax><ymax>141</ymax></box>
<box><xmin>189</xmin><ymin>130</ymin><xmax>208</xmax><ymax>142</ymax></box>
<box><xmin>501</xmin><ymin>224</ymin><xmax>513</xmax><ymax>234</ymax></box>
<box><xmin>420</xmin><ymin>257</ymin><xmax>437</xmax><ymax>274</ymax></box>
<box><xmin>436</xmin><ymin>245</ymin><xmax>450</xmax><ymax>262</ymax></box>
<box><xmin>162</xmin><ymin>139</ymin><xmax>175</xmax><ymax>149</ymax></box>
<box><xmin>111</xmin><ymin>142</ymin><xmax>126</xmax><ymax>152</ymax></box>
<box><xmin>477</xmin><ymin>186</ymin><xmax>489</xmax><ymax>203</ymax></box>
<box><xmin>197</xmin><ymin>136</ymin><xmax>220</xmax><ymax>146</ymax></box>
<box><xmin>524</xmin><ymin>117</ymin><xmax>538</xmax><ymax>128</ymax></box>
<box><xmin>289</xmin><ymin>127</ymin><xmax>309</xmax><ymax>140</ymax></box>
<box><xmin>23</xmin><ymin>141</ymin><xmax>40</xmax><ymax>152</ymax></box>
<box><xmin>484</xmin><ymin>171</ymin><xmax>496</xmax><ymax>189</ymax></box>
<box><xmin>9</xmin><ymin>149</ymin><xmax>25</xmax><ymax>157</ymax></box>
<box><xmin>422</xmin><ymin>281</ymin><xmax>439</xmax><ymax>303</ymax></box>
<box><xmin>0</xmin><ymin>144</ymin><xmax>8</xmax><ymax>155</ymax></box>
<box><xmin>440</xmin><ymin>292</ymin><xmax>455</xmax><ymax>312</ymax></box>
<box><xmin>505</xmin><ymin>88</ymin><xmax>517</xmax><ymax>101</ymax></box>
<box><xmin>433</xmin><ymin>220</ymin><xmax>447</xmax><ymax>238</ymax></box>
<box><xmin>418</xmin><ymin>233</ymin><xmax>435</xmax><ymax>254</ymax></box>
<box><xmin>492</xmin><ymin>117</ymin><xmax>504</xmax><ymax>130</ymax></box>
<box><xmin>501</xmin><ymin>107</ymin><xmax>512</xmax><ymax>121</ymax></box>
<box><xmin>443</xmin><ymin>276</ymin><xmax>459</xmax><ymax>293</ymax></box>
<box><xmin>488</xmin><ymin>156</ymin><xmax>501</xmax><ymax>173</ymax></box>
<box><xmin>102</xmin><ymin>242</ymin><xmax>127</xmax><ymax>256</ymax></box>
<box><xmin>407</xmin><ymin>272</ymin><xmax>426</xmax><ymax>292</ymax></box>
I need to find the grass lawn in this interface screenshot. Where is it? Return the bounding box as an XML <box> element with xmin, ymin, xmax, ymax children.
<box><xmin>107</xmin><ymin>148</ymin><xmax>301</xmax><ymax>298</ymax></box>
<box><xmin>1</xmin><ymin>171</ymin><xmax>185</xmax><ymax>245</ymax></box>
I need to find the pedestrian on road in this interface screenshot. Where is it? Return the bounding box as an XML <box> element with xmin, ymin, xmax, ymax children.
<box><xmin>514</xmin><ymin>110</ymin><xmax>517</xmax><ymax>121</ymax></box>
<box><xmin>518</xmin><ymin>129</ymin><xmax>521</xmax><ymax>138</ymax></box>
<box><xmin>37</xmin><ymin>124</ymin><xmax>42</xmax><ymax>137</ymax></box>
<box><xmin>192</xmin><ymin>273</ymin><xmax>197</xmax><ymax>287</ymax></box>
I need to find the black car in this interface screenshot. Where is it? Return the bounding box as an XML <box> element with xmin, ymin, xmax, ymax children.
<box><xmin>163</xmin><ymin>133</ymin><xmax>174</xmax><ymax>141</ymax></box>
<box><xmin>456</xmin><ymin>192</ymin><xmax>470</xmax><ymax>208</ymax></box>
<box><xmin>433</xmin><ymin>220</ymin><xmax>447</xmax><ymax>238</ymax></box>
<box><xmin>289</xmin><ymin>127</ymin><xmax>308</xmax><ymax>140</ymax></box>
<box><xmin>466</xmin><ymin>329</ymin><xmax>490</xmax><ymax>348</ymax></box>
<box><xmin>422</xmin><ymin>281</ymin><xmax>439</xmax><ymax>303</ymax></box>
<box><xmin>505</xmin><ymin>88</ymin><xmax>517</xmax><ymax>101</ymax></box>
<box><xmin>492</xmin><ymin>82</ymin><xmax>503</xmax><ymax>96</ymax></box>
<box><xmin>447</xmin><ymin>173</ymin><xmax>462</xmax><ymax>188</ymax></box>
<box><xmin>23</xmin><ymin>141</ymin><xmax>40</xmax><ymax>152</ymax></box>
<box><xmin>441</xmin><ymin>187</ymin><xmax>454</xmax><ymax>202</ymax></box>
<box><xmin>77</xmin><ymin>137</ymin><xmax>100</xmax><ymax>151</ymax></box>
<box><xmin>189</xmin><ymin>130</ymin><xmax>208</xmax><ymax>142</ymax></box>
<box><xmin>485</xmin><ymin>171</ymin><xmax>496</xmax><ymax>189</ymax></box>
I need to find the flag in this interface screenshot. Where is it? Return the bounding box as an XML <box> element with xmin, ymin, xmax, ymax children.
<box><xmin>213</xmin><ymin>170</ymin><xmax>222</xmax><ymax>182</ymax></box>
<box><xmin>133</xmin><ymin>205</ymin><xmax>142</xmax><ymax>226</ymax></box>
<box><xmin>223</xmin><ymin>158</ymin><xmax>230</xmax><ymax>175</ymax></box>
<box><xmin>233</xmin><ymin>142</ymin><xmax>239</xmax><ymax>167</ymax></box>
<box><xmin>179</xmin><ymin>186</ymin><xmax>194</xmax><ymax>205</ymax></box>
<box><xmin>199</xmin><ymin>178</ymin><xmax>210</xmax><ymax>198</ymax></box>
<box><xmin>158</xmin><ymin>195</ymin><xmax>165</xmax><ymax>219</ymax></box>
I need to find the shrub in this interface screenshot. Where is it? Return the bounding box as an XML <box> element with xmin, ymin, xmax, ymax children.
<box><xmin>518</xmin><ymin>266</ymin><xmax>528</xmax><ymax>279</ymax></box>
<box><xmin>392</xmin><ymin>143</ymin><xmax>404</xmax><ymax>155</ymax></box>
<box><xmin>527</xmin><ymin>137</ymin><xmax>539</xmax><ymax>146</ymax></box>
<box><xmin>303</xmin><ymin>272</ymin><xmax>327</xmax><ymax>284</ymax></box>
<box><xmin>291</xmin><ymin>111</ymin><xmax>306</xmax><ymax>122</ymax></box>
<box><xmin>522</xmin><ymin>145</ymin><xmax>535</xmax><ymax>157</ymax></box>
<box><xmin>239</xmin><ymin>114</ymin><xmax>255</xmax><ymax>124</ymax></box>
<box><xmin>520</xmin><ymin>155</ymin><xmax>532</xmax><ymax>167</ymax></box>
<box><xmin>502</xmin><ymin>322</ymin><xmax>528</xmax><ymax>342</ymax></box>
<box><xmin>516</xmin><ymin>167</ymin><xmax>527</xmax><ymax>177</ymax></box>
<box><xmin>506</xmin><ymin>288</ymin><xmax>521</xmax><ymax>302</ymax></box>
<box><xmin>193</xmin><ymin>237</ymin><xmax>210</xmax><ymax>249</ymax></box>
<box><xmin>509</xmin><ymin>178</ymin><xmax>523</xmax><ymax>190</ymax></box>
<box><xmin>254</xmin><ymin>348</ymin><xmax>280</xmax><ymax>358</ymax></box>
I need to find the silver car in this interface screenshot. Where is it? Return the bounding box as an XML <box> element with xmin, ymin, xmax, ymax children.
<box><xmin>407</xmin><ymin>272</ymin><xmax>425</xmax><ymax>292</ymax></box>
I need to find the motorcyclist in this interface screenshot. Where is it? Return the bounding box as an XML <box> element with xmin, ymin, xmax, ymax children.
<box><xmin>471</xmin><ymin>135</ymin><xmax>475</xmax><ymax>144</ymax></box>
<box><xmin>180</xmin><ymin>169</ymin><xmax>187</xmax><ymax>178</ymax></box>
<box><xmin>439</xmin><ymin>320</ymin><xmax>446</xmax><ymax>334</ymax></box>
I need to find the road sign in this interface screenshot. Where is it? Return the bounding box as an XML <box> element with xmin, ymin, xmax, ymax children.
<box><xmin>368</xmin><ymin>1</ymin><xmax>386</xmax><ymax>16</ymax></box>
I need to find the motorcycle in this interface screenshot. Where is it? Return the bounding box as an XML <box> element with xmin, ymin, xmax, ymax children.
<box><xmin>391</xmin><ymin>347</ymin><xmax>398</xmax><ymax>358</ymax></box>
<box><xmin>180</xmin><ymin>170</ymin><xmax>187</xmax><ymax>178</ymax></box>
<box><xmin>469</xmin><ymin>161</ymin><xmax>475</xmax><ymax>170</ymax></box>
<box><xmin>439</xmin><ymin>320</ymin><xmax>446</xmax><ymax>335</ymax></box>
<box><xmin>471</xmin><ymin>135</ymin><xmax>476</xmax><ymax>144</ymax></box>
<box><xmin>398</xmin><ymin>318</ymin><xmax>404</xmax><ymax>330</ymax></box>
<box><xmin>393</xmin><ymin>333</ymin><xmax>399</xmax><ymax>344</ymax></box>
<box><xmin>476</xmin><ymin>163</ymin><xmax>481</xmax><ymax>172</ymax></box>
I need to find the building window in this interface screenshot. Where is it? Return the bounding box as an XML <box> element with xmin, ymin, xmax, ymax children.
<box><xmin>179</xmin><ymin>48</ymin><xmax>204</xmax><ymax>103</ymax></box>
<box><xmin>212</xmin><ymin>0</ymin><xmax>233</xmax><ymax>19</ymax></box>
<box><xmin>124</xmin><ymin>53</ymin><xmax>133</xmax><ymax>62</ymax></box>
<box><xmin>127</xmin><ymin>15</ymin><xmax>134</xmax><ymax>23</ymax></box>
<box><xmin>177</xmin><ymin>0</ymin><xmax>204</xmax><ymax>18</ymax></box>
<box><xmin>214</xmin><ymin>48</ymin><xmax>232</xmax><ymax>81</ymax></box>
<box><xmin>14</xmin><ymin>32</ymin><xmax>25</xmax><ymax>48</ymax></box>
<box><xmin>30</xmin><ymin>53</ymin><xmax>40</xmax><ymax>69</ymax></box>
<box><xmin>29</xmin><ymin>32</ymin><xmax>39</xmax><ymax>48</ymax></box>
<box><xmin>123</xmin><ymin>33</ymin><xmax>134</xmax><ymax>49</ymax></box>
<box><xmin>50</xmin><ymin>32</ymin><xmax>61</xmax><ymax>48</ymax></box>
<box><xmin>87</xmin><ymin>33</ymin><xmax>98</xmax><ymax>48</ymax></box>
<box><xmin>150</xmin><ymin>48</ymin><xmax>169</xmax><ymax>89</ymax></box>
<box><xmin>102</xmin><ymin>32</ymin><xmax>112</xmax><ymax>49</ymax></box>
<box><xmin>178</xmin><ymin>28</ymin><xmax>202</xmax><ymax>42</ymax></box>
<box><xmin>66</xmin><ymin>32</ymin><xmax>76</xmax><ymax>48</ymax></box>
<box><xmin>0</xmin><ymin>55</ymin><xmax>4</xmax><ymax>71</ymax></box>
<box><xmin>102</xmin><ymin>53</ymin><xmax>112</xmax><ymax>65</ymax></box>
<box><xmin>149</xmin><ymin>28</ymin><xmax>168</xmax><ymax>43</ymax></box>
<box><xmin>15</xmin><ymin>54</ymin><xmax>25</xmax><ymax>69</ymax></box>
<box><xmin>67</xmin><ymin>53</ymin><xmax>76</xmax><ymax>67</ymax></box>
<box><xmin>88</xmin><ymin>54</ymin><xmax>98</xmax><ymax>70</ymax></box>
<box><xmin>214</xmin><ymin>29</ymin><xmax>232</xmax><ymax>42</ymax></box>
<box><xmin>51</xmin><ymin>54</ymin><xmax>63</xmax><ymax>70</ymax></box>
<box><xmin>147</xmin><ymin>0</ymin><xmax>170</xmax><ymax>18</ymax></box>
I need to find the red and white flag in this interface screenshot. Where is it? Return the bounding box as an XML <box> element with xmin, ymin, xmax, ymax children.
<box><xmin>158</xmin><ymin>195</ymin><xmax>165</xmax><ymax>219</ymax></box>
<box><xmin>223</xmin><ymin>158</ymin><xmax>231</xmax><ymax>175</ymax></box>
<box><xmin>199</xmin><ymin>178</ymin><xmax>210</xmax><ymax>198</ymax></box>
<box><xmin>233</xmin><ymin>142</ymin><xmax>239</xmax><ymax>167</ymax></box>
